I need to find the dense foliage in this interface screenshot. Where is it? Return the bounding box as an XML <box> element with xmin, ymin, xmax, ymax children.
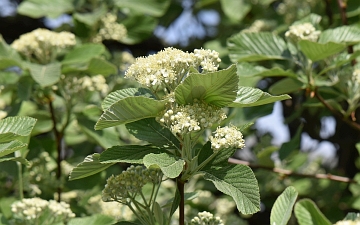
<box><xmin>1</xmin><ymin>0</ymin><xmax>360</xmax><ymax>224</ymax></box>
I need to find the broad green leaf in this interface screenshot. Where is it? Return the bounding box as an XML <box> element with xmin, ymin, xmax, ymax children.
<box><xmin>0</xmin><ymin>213</ymin><xmax>10</xmax><ymax>225</ymax></box>
<box><xmin>27</xmin><ymin>62</ymin><xmax>61</xmax><ymax>87</ymax></box>
<box><xmin>68</xmin><ymin>214</ymin><xmax>116</xmax><ymax>225</ymax></box>
<box><xmin>237</xmin><ymin>62</ymin><xmax>297</xmax><ymax>78</ymax></box>
<box><xmin>62</xmin><ymin>44</ymin><xmax>106</xmax><ymax>65</ymax></box>
<box><xmin>143</xmin><ymin>153</ymin><xmax>184</xmax><ymax>178</ymax></box>
<box><xmin>100</xmin><ymin>145</ymin><xmax>164</xmax><ymax>164</ymax></box>
<box><xmin>126</xmin><ymin>118</ymin><xmax>180</xmax><ymax>149</ymax></box>
<box><xmin>293</xmin><ymin>13</ymin><xmax>322</xmax><ymax>26</ymax></box>
<box><xmin>0</xmin><ymin>116</ymin><xmax>37</xmax><ymax>143</ymax></box>
<box><xmin>121</xmin><ymin>15</ymin><xmax>158</xmax><ymax>44</ymax></box>
<box><xmin>298</xmin><ymin>40</ymin><xmax>346</xmax><ymax>61</ymax></box>
<box><xmin>95</xmin><ymin>96</ymin><xmax>166</xmax><ymax>130</ymax></box>
<box><xmin>153</xmin><ymin>202</ymin><xmax>165</xmax><ymax>225</ymax></box>
<box><xmin>0</xmin><ymin>156</ymin><xmax>29</xmax><ymax>166</ymax></box>
<box><xmin>203</xmin><ymin>164</ymin><xmax>260</xmax><ymax>214</ymax></box>
<box><xmin>279</xmin><ymin>125</ymin><xmax>302</xmax><ymax>160</ymax></box>
<box><xmin>0</xmin><ymin>140</ymin><xmax>27</xmax><ymax>158</ymax></box>
<box><xmin>269</xmin><ymin>78</ymin><xmax>304</xmax><ymax>95</ymax></box>
<box><xmin>319</xmin><ymin>26</ymin><xmax>360</xmax><ymax>45</ymax></box>
<box><xmin>86</xmin><ymin>58</ymin><xmax>117</xmax><ymax>76</ymax></box>
<box><xmin>0</xmin><ymin>58</ymin><xmax>22</xmax><ymax>70</ymax></box>
<box><xmin>114</xmin><ymin>0</ymin><xmax>170</xmax><ymax>17</ymax></box>
<box><xmin>102</xmin><ymin>88</ymin><xmax>154</xmax><ymax>111</ymax></box>
<box><xmin>228</xmin><ymin>32</ymin><xmax>289</xmax><ymax>62</ymax></box>
<box><xmin>220</xmin><ymin>0</ymin><xmax>250</xmax><ymax>22</ymax></box>
<box><xmin>319</xmin><ymin>51</ymin><xmax>360</xmax><ymax>76</ymax></box>
<box><xmin>294</xmin><ymin>199</ymin><xmax>332</xmax><ymax>225</ymax></box>
<box><xmin>73</xmin><ymin>6</ymin><xmax>106</xmax><ymax>26</ymax></box>
<box><xmin>198</xmin><ymin>142</ymin><xmax>236</xmax><ymax>171</ymax></box>
<box><xmin>229</xmin><ymin>86</ymin><xmax>291</xmax><ymax>107</ymax></box>
<box><xmin>175</xmin><ymin>65</ymin><xmax>238</xmax><ymax>107</ymax></box>
<box><xmin>270</xmin><ymin>186</ymin><xmax>298</xmax><ymax>225</ymax></box>
<box><xmin>0</xmin><ymin>36</ymin><xmax>22</xmax><ymax>61</ymax></box>
<box><xmin>69</xmin><ymin>154</ymin><xmax>114</xmax><ymax>180</ymax></box>
<box><xmin>17</xmin><ymin>0</ymin><xmax>74</xmax><ymax>18</ymax></box>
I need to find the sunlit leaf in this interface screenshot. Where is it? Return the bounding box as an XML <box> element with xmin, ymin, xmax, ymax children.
<box><xmin>203</xmin><ymin>164</ymin><xmax>260</xmax><ymax>214</ymax></box>
<box><xmin>270</xmin><ymin>186</ymin><xmax>298</xmax><ymax>225</ymax></box>
<box><xmin>68</xmin><ymin>214</ymin><xmax>116</xmax><ymax>225</ymax></box>
<box><xmin>95</xmin><ymin>97</ymin><xmax>166</xmax><ymax>130</ymax></box>
<box><xmin>0</xmin><ymin>156</ymin><xmax>30</xmax><ymax>166</ymax></box>
<box><xmin>17</xmin><ymin>0</ymin><xmax>74</xmax><ymax>18</ymax></box>
<box><xmin>319</xmin><ymin>25</ymin><xmax>360</xmax><ymax>45</ymax></box>
<box><xmin>237</xmin><ymin>62</ymin><xmax>297</xmax><ymax>78</ymax></box>
<box><xmin>69</xmin><ymin>154</ymin><xmax>114</xmax><ymax>180</ymax></box>
<box><xmin>86</xmin><ymin>58</ymin><xmax>117</xmax><ymax>76</ymax></box>
<box><xmin>175</xmin><ymin>65</ymin><xmax>238</xmax><ymax>107</ymax></box>
<box><xmin>143</xmin><ymin>153</ymin><xmax>184</xmax><ymax>178</ymax></box>
<box><xmin>294</xmin><ymin>199</ymin><xmax>332</xmax><ymax>225</ymax></box>
<box><xmin>0</xmin><ymin>116</ymin><xmax>37</xmax><ymax>143</ymax></box>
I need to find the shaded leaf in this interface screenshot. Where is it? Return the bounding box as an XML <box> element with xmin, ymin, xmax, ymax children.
<box><xmin>270</xmin><ymin>186</ymin><xmax>298</xmax><ymax>225</ymax></box>
<box><xmin>126</xmin><ymin>118</ymin><xmax>180</xmax><ymax>149</ymax></box>
<box><xmin>0</xmin><ymin>116</ymin><xmax>37</xmax><ymax>143</ymax></box>
<box><xmin>86</xmin><ymin>58</ymin><xmax>117</xmax><ymax>76</ymax></box>
<box><xmin>27</xmin><ymin>62</ymin><xmax>61</xmax><ymax>87</ymax></box>
<box><xmin>69</xmin><ymin>154</ymin><xmax>114</xmax><ymax>180</ymax></box>
<box><xmin>17</xmin><ymin>0</ymin><xmax>74</xmax><ymax>18</ymax></box>
<box><xmin>100</xmin><ymin>145</ymin><xmax>164</xmax><ymax>164</ymax></box>
<box><xmin>68</xmin><ymin>214</ymin><xmax>116</xmax><ymax>225</ymax></box>
<box><xmin>62</xmin><ymin>44</ymin><xmax>106</xmax><ymax>65</ymax></box>
<box><xmin>73</xmin><ymin>6</ymin><xmax>106</xmax><ymax>26</ymax></box>
<box><xmin>228</xmin><ymin>32</ymin><xmax>289</xmax><ymax>62</ymax></box>
<box><xmin>319</xmin><ymin>26</ymin><xmax>360</xmax><ymax>45</ymax></box>
<box><xmin>121</xmin><ymin>15</ymin><xmax>158</xmax><ymax>45</ymax></box>
<box><xmin>102</xmin><ymin>88</ymin><xmax>154</xmax><ymax>111</ymax></box>
<box><xmin>175</xmin><ymin>65</ymin><xmax>238</xmax><ymax>107</ymax></box>
<box><xmin>95</xmin><ymin>97</ymin><xmax>166</xmax><ymax>130</ymax></box>
<box><xmin>0</xmin><ymin>156</ymin><xmax>30</xmax><ymax>166</ymax></box>
<box><xmin>143</xmin><ymin>153</ymin><xmax>184</xmax><ymax>178</ymax></box>
<box><xmin>114</xmin><ymin>0</ymin><xmax>170</xmax><ymax>17</ymax></box>
<box><xmin>203</xmin><ymin>164</ymin><xmax>260</xmax><ymax>214</ymax></box>
<box><xmin>279</xmin><ymin>125</ymin><xmax>303</xmax><ymax>160</ymax></box>
<box><xmin>229</xmin><ymin>86</ymin><xmax>291</xmax><ymax>107</ymax></box>
<box><xmin>298</xmin><ymin>40</ymin><xmax>346</xmax><ymax>61</ymax></box>
<box><xmin>294</xmin><ymin>199</ymin><xmax>332</xmax><ymax>225</ymax></box>
<box><xmin>269</xmin><ymin>78</ymin><xmax>304</xmax><ymax>95</ymax></box>
<box><xmin>220</xmin><ymin>0</ymin><xmax>250</xmax><ymax>22</ymax></box>
<box><xmin>0</xmin><ymin>140</ymin><xmax>27</xmax><ymax>158</ymax></box>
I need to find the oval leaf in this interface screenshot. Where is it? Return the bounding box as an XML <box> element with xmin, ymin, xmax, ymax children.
<box><xmin>0</xmin><ymin>116</ymin><xmax>37</xmax><ymax>143</ymax></box>
<box><xmin>298</xmin><ymin>40</ymin><xmax>346</xmax><ymax>61</ymax></box>
<box><xmin>27</xmin><ymin>62</ymin><xmax>61</xmax><ymax>87</ymax></box>
<box><xmin>114</xmin><ymin>0</ymin><xmax>171</xmax><ymax>17</ymax></box>
<box><xmin>319</xmin><ymin>26</ymin><xmax>360</xmax><ymax>45</ymax></box>
<box><xmin>203</xmin><ymin>164</ymin><xmax>260</xmax><ymax>214</ymax></box>
<box><xmin>69</xmin><ymin>154</ymin><xmax>114</xmax><ymax>180</ymax></box>
<box><xmin>143</xmin><ymin>153</ymin><xmax>184</xmax><ymax>178</ymax></box>
<box><xmin>269</xmin><ymin>78</ymin><xmax>304</xmax><ymax>95</ymax></box>
<box><xmin>294</xmin><ymin>199</ymin><xmax>332</xmax><ymax>225</ymax></box>
<box><xmin>0</xmin><ymin>140</ymin><xmax>27</xmax><ymax>158</ymax></box>
<box><xmin>270</xmin><ymin>186</ymin><xmax>298</xmax><ymax>225</ymax></box>
<box><xmin>95</xmin><ymin>96</ymin><xmax>166</xmax><ymax>130</ymax></box>
<box><xmin>175</xmin><ymin>65</ymin><xmax>238</xmax><ymax>107</ymax></box>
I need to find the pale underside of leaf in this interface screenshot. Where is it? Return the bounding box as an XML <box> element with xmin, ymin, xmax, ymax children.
<box><xmin>270</xmin><ymin>186</ymin><xmax>298</xmax><ymax>225</ymax></box>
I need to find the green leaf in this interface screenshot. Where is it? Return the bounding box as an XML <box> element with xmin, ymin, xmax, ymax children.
<box><xmin>17</xmin><ymin>0</ymin><xmax>74</xmax><ymax>18</ymax></box>
<box><xmin>319</xmin><ymin>26</ymin><xmax>360</xmax><ymax>45</ymax></box>
<box><xmin>175</xmin><ymin>65</ymin><xmax>238</xmax><ymax>107</ymax></box>
<box><xmin>143</xmin><ymin>153</ymin><xmax>184</xmax><ymax>178</ymax></box>
<box><xmin>203</xmin><ymin>164</ymin><xmax>260</xmax><ymax>214</ymax></box>
<box><xmin>153</xmin><ymin>202</ymin><xmax>165</xmax><ymax>225</ymax></box>
<box><xmin>69</xmin><ymin>154</ymin><xmax>114</xmax><ymax>181</ymax></box>
<box><xmin>27</xmin><ymin>62</ymin><xmax>61</xmax><ymax>87</ymax></box>
<box><xmin>102</xmin><ymin>88</ymin><xmax>154</xmax><ymax>111</ymax></box>
<box><xmin>62</xmin><ymin>44</ymin><xmax>106</xmax><ymax>65</ymax></box>
<box><xmin>294</xmin><ymin>199</ymin><xmax>332</xmax><ymax>225</ymax></box>
<box><xmin>199</xmin><ymin>142</ymin><xmax>237</xmax><ymax>170</ymax></box>
<box><xmin>237</xmin><ymin>62</ymin><xmax>297</xmax><ymax>78</ymax></box>
<box><xmin>0</xmin><ymin>58</ymin><xmax>22</xmax><ymax>70</ymax></box>
<box><xmin>114</xmin><ymin>0</ymin><xmax>170</xmax><ymax>17</ymax></box>
<box><xmin>0</xmin><ymin>140</ymin><xmax>27</xmax><ymax>158</ymax></box>
<box><xmin>68</xmin><ymin>214</ymin><xmax>116</xmax><ymax>225</ymax></box>
<box><xmin>86</xmin><ymin>58</ymin><xmax>117</xmax><ymax>76</ymax></box>
<box><xmin>95</xmin><ymin>97</ymin><xmax>166</xmax><ymax>130</ymax></box>
<box><xmin>0</xmin><ymin>156</ymin><xmax>30</xmax><ymax>166</ymax></box>
<box><xmin>343</xmin><ymin>212</ymin><xmax>360</xmax><ymax>221</ymax></box>
<box><xmin>229</xmin><ymin>86</ymin><xmax>291</xmax><ymax>107</ymax></box>
<box><xmin>0</xmin><ymin>116</ymin><xmax>37</xmax><ymax>143</ymax></box>
<box><xmin>126</xmin><ymin>118</ymin><xmax>180</xmax><ymax>149</ymax></box>
<box><xmin>279</xmin><ymin>125</ymin><xmax>302</xmax><ymax>160</ymax></box>
<box><xmin>293</xmin><ymin>13</ymin><xmax>322</xmax><ymax>26</ymax></box>
<box><xmin>269</xmin><ymin>78</ymin><xmax>304</xmax><ymax>95</ymax></box>
<box><xmin>298</xmin><ymin>40</ymin><xmax>346</xmax><ymax>61</ymax></box>
<box><xmin>121</xmin><ymin>15</ymin><xmax>158</xmax><ymax>45</ymax></box>
<box><xmin>228</xmin><ymin>32</ymin><xmax>289</xmax><ymax>62</ymax></box>
<box><xmin>0</xmin><ymin>35</ymin><xmax>22</xmax><ymax>61</ymax></box>
<box><xmin>100</xmin><ymin>145</ymin><xmax>164</xmax><ymax>164</ymax></box>
<box><xmin>73</xmin><ymin>6</ymin><xmax>106</xmax><ymax>26</ymax></box>
<box><xmin>220</xmin><ymin>0</ymin><xmax>250</xmax><ymax>22</ymax></box>
<box><xmin>270</xmin><ymin>186</ymin><xmax>298</xmax><ymax>225</ymax></box>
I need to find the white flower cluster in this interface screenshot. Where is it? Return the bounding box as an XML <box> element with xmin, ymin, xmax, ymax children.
<box><xmin>190</xmin><ymin>211</ymin><xmax>224</xmax><ymax>225</ymax></box>
<box><xmin>80</xmin><ymin>75</ymin><xmax>109</xmax><ymax>96</ymax></box>
<box><xmin>242</xmin><ymin>19</ymin><xmax>275</xmax><ymax>33</ymax></box>
<box><xmin>158</xmin><ymin>100</ymin><xmax>227</xmax><ymax>135</ymax></box>
<box><xmin>353</xmin><ymin>69</ymin><xmax>360</xmax><ymax>84</ymax></box>
<box><xmin>209</xmin><ymin>125</ymin><xmax>245</xmax><ymax>152</ymax></box>
<box><xmin>125</xmin><ymin>47</ymin><xmax>221</xmax><ymax>90</ymax></box>
<box><xmin>102</xmin><ymin>165</ymin><xmax>162</xmax><ymax>203</ymax></box>
<box><xmin>0</xmin><ymin>98</ymin><xmax>6</xmax><ymax>120</ymax></box>
<box><xmin>11</xmin><ymin>28</ymin><xmax>76</xmax><ymax>64</ymax></box>
<box><xmin>11</xmin><ymin>197</ymin><xmax>75</xmax><ymax>223</ymax></box>
<box><xmin>93</xmin><ymin>13</ymin><xmax>127</xmax><ymax>43</ymax></box>
<box><xmin>334</xmin><ymin>220</ymin><xmax>360</xmax><ymax>225</ymax></box>
<box><xmin>285</xmin><ymin>23</ymin><xmax>321</xmax><ymax>43</ymax></box>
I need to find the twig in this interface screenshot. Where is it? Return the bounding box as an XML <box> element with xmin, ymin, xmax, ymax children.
<box><xmin>228</xmin><ymin>158</ymin><xmax>356</xmax><ymax>183</ymax></box>
<box><xmin>177</xmin><ymin>178</ymin><xmax>185</xmax><ymax>225</ymax></box>
<box><xmin>324</xmin><ymin>0</ymin><xmax>333</xmax><ymax>25</ymax></box>
<box><xmin>314</xmin><ymin>90</ymin><xmax>360</xmax><ymax>131</ymax></box>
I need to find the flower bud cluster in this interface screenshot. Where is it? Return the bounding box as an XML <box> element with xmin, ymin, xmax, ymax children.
<box><xmin>190</xmin><ymin>211</ymin><xmax>224</xmax><ymax>225</ymax></box>
<box><xmin>125</xmin><ymin>47</ymin><xmax>221</xmax><ymax>90</ymax></box>
<box><xmin>102</xmin><ymin>165</ymin><xmax>162</xmax><ymax>203</ymax></box>
<box><xmin>285</xmin><ymin>23</ymin><xmax>321</xmax><ymax>43</ymax></box>
<box><xmin>210</xmin><ymin>125</ymin><xmax>245</xmax><ymax>152</ymax></box>
<box><xmin>242</xmin><ymin>19</ymin><xmax>275</xmax><ymax>33</ymax></box>
<box><xmin>11</xmin><ymin>28</ymin><xmax>76</xmax><ymax>64</ymax></box>
<box><xmin>11</xmin><ymin>197</ymin><xmax>75</xmax><ymax>223</ymax></box>
<box><xmin>334</xmin><ymin>220</ymin><xmax>360</xmax><ymax>225</ymax></box>
<box><xmin>158</xmin><ymin>100</ymin><xmax>227</xmax><ymax>135</ymax></box>
<box><xmin>93</xmin><ymin>13</ymin><xmax>127</xmax><ymax>43</ymax></box>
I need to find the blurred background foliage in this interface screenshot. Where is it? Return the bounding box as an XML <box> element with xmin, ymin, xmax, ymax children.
<box><xmin>1</xmin><ymin>0</ymin><xmax>360</xmax><ymax>224</ymax></box>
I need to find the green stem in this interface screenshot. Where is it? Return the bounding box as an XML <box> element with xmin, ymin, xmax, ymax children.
<box><xmin>127</xmin><ymin>203</ymin><xmax>149</xmax><ymax>225</ymax></box>
<box><xmin>15</xmin><ymin>151</ymin><xmax>23</xmax><ymax>200</ymax></box>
